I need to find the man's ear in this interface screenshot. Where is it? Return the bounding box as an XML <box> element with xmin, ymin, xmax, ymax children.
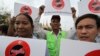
<box><xmin>97</xmin><ymin>28</ymin><xmax>100</xmax><ymax>36</ymax></box>
<box><xmin>98</xmin><ymin>28</ymin><xmax>100</xmax><ymax>34</ymax></box>
<box><xmin>32</xmin><ymin>24</ymin><xmax>34</xmax><ymax>29</ymax></box>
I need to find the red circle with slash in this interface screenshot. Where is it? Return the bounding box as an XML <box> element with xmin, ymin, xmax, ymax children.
<box><xmin>5</xmin><ymin>40</ymin><xmax>30</xmax><ymax>56</ymax></box>
<box><xmin>85</xmin><ymin>50</ymin><xmax>100</xmax><ymax>56</ymax></box>
<box><xmin>20</xmin><ymin>5</ymin><xmax>32</xmax><ymax>15</ymax></box>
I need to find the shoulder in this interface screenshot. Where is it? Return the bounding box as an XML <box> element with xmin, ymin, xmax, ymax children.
<box><xmin>61</xmin><ymin>31</ymin><xmax>67</xmax><ymax>35</ymax></box>
<box><xmin>32</xmin><ymin>36</ymin><xmax>37</xmax><ymax>39</ymax></box>
<box><xmin>46</xmin><ymin>31</ymin><xmax>51</xmax><ymax>34</ymax></box>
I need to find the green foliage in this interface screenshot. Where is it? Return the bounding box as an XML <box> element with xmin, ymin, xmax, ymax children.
<box><xmin>0</xmin><ymin>12</ymin><xmax>10</xmax><ymax>25</ymax></box>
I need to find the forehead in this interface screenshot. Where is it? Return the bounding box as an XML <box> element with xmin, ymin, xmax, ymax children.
<box><xmin>77</xmin><ymin>18</ymin><xmax>96</xmax><ymax>26</ymax></box>
<box><xmin>16</xmin><ymin>15</ymin><xmax>29</xmax><ymax>22</ymax></box>
<box><xmin>51</xmin><ymin>18</ymin><xmax>60</xmax><ymax>22</ymax></box>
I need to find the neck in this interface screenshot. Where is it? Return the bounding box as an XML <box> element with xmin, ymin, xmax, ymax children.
<box><xmin>19</xmin><ymin>34</ymin><xmax>32</xmax><ymax>38</ymax></box>
<box><xmin>53</xmin><ymin>29</ymin><xmax>59</xmax><ymax>35</ymax></box>
<box><xmin>91</xmin><ymin>40</ymin><xmax>97</xmax><ymax>43</ymax></box>
<box><xmin>27</xmin><ymin>34</ymin><xmax>33</xmax><ymax>38</ymax></box>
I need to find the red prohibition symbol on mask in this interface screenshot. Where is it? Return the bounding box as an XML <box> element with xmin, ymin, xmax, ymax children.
<box><xmin>20</xmin><ymin>5</ymin><xmax>32</xmax><ymax>15</ymax></box>
<box><xmin>88</xmin><ymin>0</ymin><xmax>100</xmax><ymax>13</ymax></box>
<box><xmin>85</xmin><ymin>50</ymin><xmax>100</xmax><ymax>56</ymax></box>
<box><xmin>5</xmin><ymin>40</ymin><xmax>30</xmax><ymax>56</ymax></box>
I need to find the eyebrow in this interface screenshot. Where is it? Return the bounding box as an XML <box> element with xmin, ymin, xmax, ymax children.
<box><xmin>77</xmin><ymin>25</ymin><xmax>97</xmax><ymax>27</ymax></box>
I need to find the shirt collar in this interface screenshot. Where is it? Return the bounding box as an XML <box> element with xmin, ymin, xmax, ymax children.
<box><xmin>50</xmin><ymin>30</ymin><xmax>62</xmax><ymax>36</ymax></box>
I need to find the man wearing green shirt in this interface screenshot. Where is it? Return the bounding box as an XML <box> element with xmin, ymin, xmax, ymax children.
<box><xmin>46</xmin><ymin>15</ymin><xmax>67</xmax><ymax>56</ymax></box>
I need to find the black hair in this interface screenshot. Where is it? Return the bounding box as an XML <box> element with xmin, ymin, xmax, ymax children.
<box><xmin>51</xmin><ymin>15</ymin><xmax>61</xmax><ymax>22</ymax></box>
<box><xmin>16</xmin><ymin>13</ymin><xmax>33</xmax><ymax>28</ymax></box>
<box><xmin>75</xmin><ymin>13</ymin><xmax>100</xmax><ymax>29</ymax></box>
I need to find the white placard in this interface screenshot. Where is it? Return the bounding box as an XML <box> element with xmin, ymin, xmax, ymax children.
<box><xmin>78</xmin><ymin>0</ymin><xmax>100</xmax><ymax>16</ymax></box>
<box><xmin>14</xmin><ymin>2</ymin><xmax>39</xmax><ymax>20</ymax></box>
<box><xmin>44</xmin><ymin>0</ymin><xmax>72</xmax><ymax>15</ymax></box>
<box><xmin>0</xmin><ymin>36</ymin><xmax>46</xmax><ymax>56</ymax></box>
<box><xmin>60</xmin><ymin>39</ymin><xmax>100</xmax><ymax>56</ymax></box>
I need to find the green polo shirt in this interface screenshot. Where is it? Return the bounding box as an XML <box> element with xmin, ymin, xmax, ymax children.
<box><xmin>46</xmin><ymin>31</ymin><xmax>67</xmax><ymax>56</ymax></box>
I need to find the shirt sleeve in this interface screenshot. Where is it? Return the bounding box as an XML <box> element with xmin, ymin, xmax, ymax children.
<box><xmin>33</xmin><ymin>16</ymin><xmax>47</xmax><ymax>39</ymax></box>
<box><xmin>67</xmin><ymin>27</ymin><xmax>78</xmax><ymax>40</ymax></box>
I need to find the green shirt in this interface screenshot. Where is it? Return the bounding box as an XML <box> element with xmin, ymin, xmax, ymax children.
<box><xmin>46</xmin><ymin>31</ymin><xmax>67</xmax><ymax>56</ymax></box>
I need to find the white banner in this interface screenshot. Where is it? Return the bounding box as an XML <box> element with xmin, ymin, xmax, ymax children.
<box><xmin>60</xmin><ymin>39</ymin><xmax>100</xmax><ymax>56</ymax></box>
<box><xmin>14</xmin><ymin>2</ymin><xmax>39</xmax><ymax>20</ymax></box>
<box><xmin>44</xmin><ymin>0</ymin><xmax>72</xmax><ymax>15</ymax></box>
<box><xmin>0</xmin><ymin>36</ymin><xmax>46</xmax><ymax>56</ymax></box>
<box><xmin>78</xmin><ymin>0</ymin><xmax>100</xmax><ymax>16</ymax></box>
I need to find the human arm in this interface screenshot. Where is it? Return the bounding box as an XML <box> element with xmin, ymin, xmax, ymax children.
<box><xmin>33</xmin><ymin>5</ymin><xmax>47</xmax><ymax>39</ymax></box>
<box><xmin>34</xmin><ymin>5</ymin><xmax>45</xmax><ymax>23</ymax></box>
<box><xmin>7</xmin><ymin>17</ymin><xmax>16</xmax><ymax>36</ymax></box>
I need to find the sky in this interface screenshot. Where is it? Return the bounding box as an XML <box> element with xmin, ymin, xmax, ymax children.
<box><xmin>0</xmin><ymin>0</ymin><xmax>80</xmax><ymax>31</ymax></box>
